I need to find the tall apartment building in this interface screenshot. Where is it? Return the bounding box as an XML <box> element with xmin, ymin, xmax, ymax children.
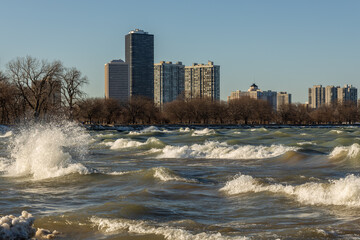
<box><xmin>337</xmin><ymin>84</ymin><xmax>357</xmax><ymax>104</ymax></box>
<box><xmin>154</xmin><ymin>61</ymin><xmax>185</xmax><ymax>108</ymax></box>
<box><xmin>125</xmin><ymin>29</ymin><xmax>154</xmax><ymax>99</ymax></box>
<box><xmin>309</xmin><ymin>84</ymin><xmax>358</xmax><ymax>108</ymax></box>
<box><xmin>308</xmin><ymin>85</ymin><xmax>325</xmax><ymax>109</ymax></box>
<box><xmin>325</xmin><ymin>85</ymin><xmax>338</xmax><ymax>105</ymax></box>
<box><xmin>105</xmin><ymin>60</ymin><xmax>129</xmax><ymax>102</ymax></box>
<box><xmin>184</xmin><ymin>61</ymin><xmax>220</xmax><ymax>100</ymax></box>
<box><xmin>277</xmin><ymin>92</ymin><xmax>292</xmax><ymax>111</ymax></box>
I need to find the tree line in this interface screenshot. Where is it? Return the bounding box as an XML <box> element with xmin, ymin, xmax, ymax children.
<box><xmin>1</xmin><ymin>56</ymin><xmax>359</xmax><ymax>125</ymax></box>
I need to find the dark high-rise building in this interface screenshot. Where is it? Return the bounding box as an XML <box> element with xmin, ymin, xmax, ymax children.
<box><xmin>125</xmin><ymin>29</ymin><xmax>154</xmax><ymax>99</ymax></box>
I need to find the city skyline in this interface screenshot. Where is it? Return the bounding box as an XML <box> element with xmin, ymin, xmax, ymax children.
<box><xmin>1</xmin><ymin>0</ymin><xmax>359</xmax><ymax>103</ymax></box>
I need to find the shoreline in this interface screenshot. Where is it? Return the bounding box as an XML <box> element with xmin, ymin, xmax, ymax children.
<box><xmin>84</xmin><ymin>123</ymin><xmax>360</xmax><ymax>131</ymax></box>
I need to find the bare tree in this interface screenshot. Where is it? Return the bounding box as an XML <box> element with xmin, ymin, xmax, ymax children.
<box><xmin>77</xmin><ymin>98</ymin><xmax>104</xmax><ymax>124</ymax></box>
<box><xmin>228</xmin><ymin>97</ymin><xmax>257</xmax><ymax>124</ymax></box>
<box><xmin>0</xmin><ymin>71</ymin><xmax>7</xmax><ymax>82</ymax></box>
<box><xmin>60</xmin><ymin>67</ymin><xmax>88</xmax><ymax>120</ymax></box>
<box><xmin>7</xmin><ymin>56</ymin><xmax>63</xmax><ymax>119</ymax></box>
<box><xmin>103</xmin><ymin>98</ymin><xmax>121</xmax><ymax>124</ymax></box>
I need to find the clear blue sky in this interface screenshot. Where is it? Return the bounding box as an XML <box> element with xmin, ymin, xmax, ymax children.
<box><xmin>1</xmin><ymin>0</ymin><xmax>359</xmax><ymax>103</ymax></box>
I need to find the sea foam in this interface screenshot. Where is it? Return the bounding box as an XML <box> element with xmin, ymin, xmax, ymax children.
<box><xmin>5</xmin><ymin>121</ymin><xmax>91</xmax><ymax>180</ymax></box>
<box><xmin>157</xmin><ymin>141</ymin><xmax>297</xmax><ymax>159</ymax></box>
<box><xmin>0</xmin><ymin>211</ymin><xmax>35</xmax><ymax>239</ymax></box>
<box><xmin>221</xmin><ymin>173</ymin><xmax>360</xmax><ymax>207</ymax></box>
<box><xmin>91</xmin><ymin>217</ymin><xmax>247</xmax><ymax>240</ymax></box>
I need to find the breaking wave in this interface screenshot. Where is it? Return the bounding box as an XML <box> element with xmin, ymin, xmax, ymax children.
<box><xmin>191</xmin><ymin>128</ymin><xmax>216</xmax><ymax>136</ymax></box>
<box><xmin>105</xmin><ymin>137</ymin><xmax>165</xmax><ymax>150</ymax></box>
<box><xmin>106</xmin><ymin>167</ymin><xmax>194</xmax><ymax>183</ymax></box>
<box><xmin>128</xmin><ymin>126</ymin><xmax>170</xmax><ymax>135</ymax></box>
<box><xmin>151</xmin><ymin>167</ymin><xmax>194</xmax><ymax>182</ymax></box>
<box><xmin>179</xmin><ymin>127</ymin><xmax>191</xmax><ymax>133</ymax></box>
<box><xmin>329</xmin><ymin>143</ymin><xmax>360</xmax><ymax>160</ymax></box>
<box><xmin>221</xmin><ymin>173</ymin><xmax>360</xmax><ymax>207</ymax></box>
<box><xmin>4</xmin><ymin>121</ymin><xmax>92</xmax><ymax>180</ymax></box>
<box><xmin>0</xmin><ymin>131</ymin><xmax>12</xmax><ymax>138</ymax></box>
<box><xmin>91</xmin><ymin>217</ymin><xmax>247</xmax><ymax>240</ymax></box>
<box><xmin>156</xmin><ymin>141</ymin><xmax>297</xmax><ymax>159</ymax></box>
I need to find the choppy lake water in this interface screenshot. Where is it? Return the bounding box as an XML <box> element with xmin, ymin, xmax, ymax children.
<box><xmin>1</xmin><ymin>123</ymin><xmax>360</xmax><ymax>239</ymax></box>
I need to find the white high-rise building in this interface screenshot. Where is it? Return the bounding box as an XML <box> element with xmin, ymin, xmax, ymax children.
<box><xmin>308</xmin><ymin>85</ymin><xmax>325</xmax><ymax>109</ymax></box>
<box><xmin>309</xmin><ymin>84</ymin><xmax>357</xmax><ymax>108</ymax></box>
<box><xmin>184</xmin><ymin>61</ymin><xmax>220</xmax><ymax>100</ymax></box>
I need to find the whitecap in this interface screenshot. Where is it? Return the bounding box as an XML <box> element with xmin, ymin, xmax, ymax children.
<box><xmin>221</xmin><ymin>173</ymin><xmax>360</xmax><ymax>207</ymax></box>
<box><xmin>191</xmin><ymin>128</ymin><xmax>216</xmax><ymax>136</ymax></box>
<box><xmin>106</xmin><ymin>137</ymin><xmax>164</xmax><ymax>150</ymax></box>
<box><xmin>0</xmin><ymin>131</ymin><xmax>12</xmax><ymax>138</ymax></box>
<box><xmin>128</xmin><ymin>126</ymin><xmax>170</xmax><ymax>135</ymax></box>
<box><xmin>329</xmin><ymin>143</ymin><xmax>360</xmax><ymax>160</ymax></box>
<box><xmin>329</xmin><ymin>130</ymin><xmax>344</xmax><ymax>134</ymax></box>
<box><xmin>156</xmin><ymin>141</ymin><xmax>297</xmax><ymax>160</ymax></box>
<box><xmin>152</xmin><ymin>167</ymin><xmax>195</xmax><ymax>183</ymax></box>
<box><xmin>91</xmin><ymin>217</ymin><xmax>247</xmax><ymax>240</ymax></box>
<box><xmin>297</xmin><ymin>141</ymin><xmax>316</xmax><ymax>146</ymax></box>
<box><xmin>179</xmin><ymin>127</ymin><xmax>191</xmax><ymax>133</ymax></box>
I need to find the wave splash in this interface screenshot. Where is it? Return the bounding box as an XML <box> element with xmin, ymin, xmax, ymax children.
<box><xmin>157</xmin><ymin>141</ymin><xmax>297</xmax><ymax>159</ymax></box>
<box><xmin>91</xmin><ymin>217</ymin><xmax>247</xmax><ymax>240</ymax></box>
<box><xmin>221</xmin><ymin>173</ymin><xmax>360</xmax><ymax>207</ymax></box>
<box><xmin>4</xmin><ymin>121</ymin><xmax>91</xmax><ymax>180</ymax></box>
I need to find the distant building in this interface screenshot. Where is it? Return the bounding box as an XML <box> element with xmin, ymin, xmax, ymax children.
<box><xmin>277</xmin><ymin>92</ymin><xmax>292</xmax><ymax>110</ymax></box>
<box><xmin>325</xmin><ymin>85</ymin><xmax>338</xmax><ymax>106</ymax></box>
<box><xmin>184</xmin><ymin>61</ymin><xmax>220</xmax><ymax>100</ymax></box>
<box><xmin>309</xmin><ymin>84</ymin><xmax>357</xmax><ymax>108</ymax></box>
<box><xmin>308</xmin><ymin>85</ymin><xmax>325</xmax><ymax>109</ymax></box>
<box><xmin>337</xmin><ymin>84</ymin><xmax>357</xmax><ymax>105</ymax></box>
<box><xmin>125</xmin><ymin>29</ymin><xmax>154</xmax><ymax>99</ymax></box>
<box><xmin>154</xmin><ymin>61</ymin><xmax>185</xmax><ymax>108</ymax></box>
<box><xmin>105</xmin><ymin>59</ymin><xmax>129</xmax><ymax>102</ymax></box>
<box><xmin>227</xmin><ymin>84</ymin><xmax>279</xmax><ymax>110</ymax></box>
